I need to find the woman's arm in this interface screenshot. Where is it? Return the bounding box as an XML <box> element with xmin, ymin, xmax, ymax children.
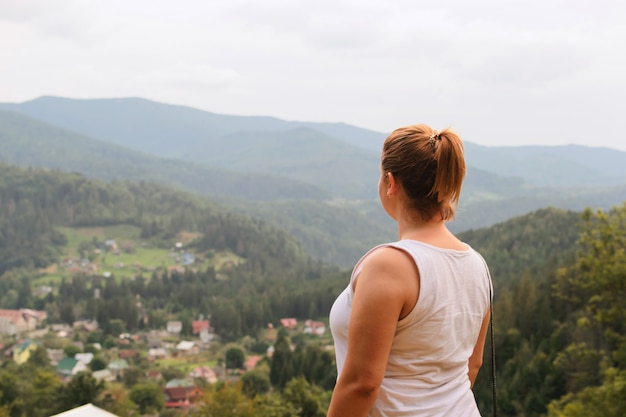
<box><xmin>468</xmin><ymin>309</ymin><xmax>491</xmax><ymax>388</ymax></box>
<box><xmin>327</xmin><ymin>247</ymin><xmax>419</xmax><ymax>417</ymax></box>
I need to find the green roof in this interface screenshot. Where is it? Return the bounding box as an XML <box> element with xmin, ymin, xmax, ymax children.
<box><xmin>165</xmin><ymin>378</ymin><xmax>194</xmax><ymax>388</ymax></box>
<box><xmin>57</xmin><ymin>357</ymin><xmax>79</xmax><ymax>372</ymax></box>
<box><xmin>108</xmin><ymin>359</ymin><xmax>129</xmax><ymax>370</ymax></box>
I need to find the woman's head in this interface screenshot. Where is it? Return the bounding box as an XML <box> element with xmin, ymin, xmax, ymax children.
<box><xmin>381</xmin><ymin>124</ymin><xmax>465</xmax><ymax>222</ymax></box>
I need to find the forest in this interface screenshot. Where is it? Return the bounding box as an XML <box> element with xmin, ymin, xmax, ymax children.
<box><xmin>0</xmin><ymin>163</ymin><xmax>625</xmax><ymax>416</ymax></box>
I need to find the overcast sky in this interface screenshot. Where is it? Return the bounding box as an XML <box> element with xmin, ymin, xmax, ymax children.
<box><xmin>2</xmin><ymin>0</ymin><xmax>625</xmax><ymax>150</ymax></box>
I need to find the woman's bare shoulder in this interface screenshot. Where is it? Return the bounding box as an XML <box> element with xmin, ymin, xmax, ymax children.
<box><xmin>357</xmin><ymin>245</ymin><xmax>418</xmax><ymax>285</ymax></box>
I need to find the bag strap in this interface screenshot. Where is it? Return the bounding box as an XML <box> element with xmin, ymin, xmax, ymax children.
<box><xmin>489</xmin><ymin>284</ymin><xmax>497</xmax><ymax>417</ymax></box>
<box><xmin>479</xmin><ymin>252</ymin><xmax>497</xmax><ymax>417</ymax></box>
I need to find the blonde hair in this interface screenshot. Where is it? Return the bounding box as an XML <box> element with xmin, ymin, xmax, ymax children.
<box><xmin>381</xmin><ymin>124</ymin><xmax>465</xmax><ymax>221</ymax></box>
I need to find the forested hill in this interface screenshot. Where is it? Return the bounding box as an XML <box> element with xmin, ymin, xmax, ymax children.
<box><xmin>0</xmin><ymin>163</ymin><xmax>307</xmax><ymax>274</ymax></box>
<box><xmin>459</xmin><ymin>207</ymin><xmax>582</xmax><ymax>286</ymax></box>
<box><xmin>463</xmin><ymin>204</ymin><xmax>626</xmax><ymax>416</ymax></box>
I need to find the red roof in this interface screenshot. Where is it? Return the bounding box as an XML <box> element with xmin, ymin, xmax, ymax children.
<box><xmin>191</xmin><ymin>320</ymin><xmax>210</xmax><ymax>334</ymax></box>
<box><xmin>164</xmin><ymin>387</ymin><xmax>203</xmax><ymax>407</ymax></box>
<box><xmin>0</xmin><ymin>309</ymin><xmax>47</xmax><ymax>323</ymax></box>
<box><xmin>165</xmin><ymin>400</ymin><xmax>190</xmax><ymax>409</ymax></box>
<box><xmin>244</xmin><ymin>355</ymin><xmax>261</xmax><ymax>370</ymax></box>
<box><xmin>118</xmin><ymin>350</ymin><xmax>137</xmax><ymax>359</ymax></box>
<box><xmin>280</xmin><ymin>318</ymin><xmax>297</xmax><ymax>329</ymax></box>
<box><xmin>0</xmin><ymin>310</ymin><xmax>22</xmax><ymax>324</ymax></box>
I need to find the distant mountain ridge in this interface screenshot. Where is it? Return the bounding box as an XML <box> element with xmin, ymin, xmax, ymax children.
<box><xmin>0</xmin><ymin>96</ymin><xmax>525</xmax><ymax>200</ymax></box>
<box><xmin>464</xmin><ymin>142</ymin><xmax>626</xmax><ymax>187</ymax></box>
<box><xmin>0</xmin><ymin>109</ymin><xmax>329</xmax><ymax>201</ymax></box>
<box><xmin>0</xmin><ymin>96</ymin><xmax>385</xmax><ymax>157</ymax></box>
<box><xmin>2</xmin><ymin>96</ymin><xmax>625</xmax><ymax>190</ymax></box>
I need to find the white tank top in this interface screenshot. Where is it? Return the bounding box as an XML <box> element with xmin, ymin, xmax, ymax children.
<box><xmin>329</xmin><ymin>240</ymin><xmax>492</xmax><ymax>417</ymax></box>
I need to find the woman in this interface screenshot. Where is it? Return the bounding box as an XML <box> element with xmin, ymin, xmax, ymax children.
<box><xmin>328</xmin><ymin>124</ymin><xmax>492</xmax><ymax>417</ymax></box>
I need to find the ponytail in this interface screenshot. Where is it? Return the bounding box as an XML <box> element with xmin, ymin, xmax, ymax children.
<box><xmin>431</xmin><ymin>128</ymin><xmax>465</xmax><ymax>220</ymax></box>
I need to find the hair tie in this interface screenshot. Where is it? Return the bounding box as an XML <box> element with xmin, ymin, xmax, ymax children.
<box><xmin>428</xmin><ymin>132</ymin><xmax>441</xmax><ymax>146</ymax></box>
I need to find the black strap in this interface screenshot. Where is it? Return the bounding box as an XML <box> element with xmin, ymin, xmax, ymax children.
<box><xmin>480</xmin><ymin>253</ymin><xmax>497</xmax><ymax>417</ymax></box>
<box><xmin>490</xmin><ymin>286</ymin><xmax>497</xmax><ymax>417</ymax></box>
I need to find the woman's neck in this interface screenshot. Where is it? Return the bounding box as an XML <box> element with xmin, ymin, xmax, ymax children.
<box><xmin>397</xmin><ymin>217</ymin><xmax>466</xmax><ymax>250</ymax></box>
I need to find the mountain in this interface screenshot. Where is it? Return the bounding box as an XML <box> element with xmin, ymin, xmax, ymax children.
<box><xmin>0</xmin><ymin>97</ymin><xmax>537</xmax><ymax>202</ymax></box>
<box><xmin>185</xmin><ymin>127</ymin><xmax>380</xmax><ymax>198</ymax></box>
<box><xmin>463</xmin><ymin>142</ymin><xmax>626</xmax><ymax>187</ymax></box>
<box><xmin>0</xmin><ymin>96</ymin><xmax>603</xmax><ymax>200</ymax></box>
<box><xmin>0</xmin><ymin>109</ymin><xmax>329</xmax><ymax>201</ymax></box>
<box><xmin>3</xmin><ymin>96</ymin><xmax>626</xmax><ymax>190</ymax></box>
<box><xmin>0</xmin><ymin>96</ymin><xmax>385</xmax><ymax>158</ymax></box>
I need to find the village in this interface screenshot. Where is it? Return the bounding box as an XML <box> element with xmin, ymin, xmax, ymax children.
<box><xmin>0</xmin><ymin>307</ymin><xmax>329</xmax><ymax>412</ymax></box>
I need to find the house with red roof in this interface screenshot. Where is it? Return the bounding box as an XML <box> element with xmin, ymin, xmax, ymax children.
<box><xmin>164</xmin><ymin>379</ymin><xmax>203</xmax><ymax>409</ymax></box>
<box><xmin>0</xmin><ymin>309</ymin><xmax>47</xmax><ymax>335</ymax></box>
<box><xmin>280</xmin><ymin>318</ymin><xmax>298</xmax><ymax>329</ymax></box>
<box><xmin>192</xmin><ymin>320</ymin><xmax>214</xmax><ymax>343</ymax></box>
<box><xmin>244</xmin><ymin>355</ymin><xmax>261</xmax><ymax>371</ymax></box>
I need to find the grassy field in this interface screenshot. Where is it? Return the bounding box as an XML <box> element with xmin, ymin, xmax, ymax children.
<box><xmin>33</xmin><ymin>225</ymin><xmax>242</xmax><ymax>288</ymax></box>
<box><xmin>154</xmin><ymin>356</ymin><xmax>219</xmax><ymax>373</ymax></box>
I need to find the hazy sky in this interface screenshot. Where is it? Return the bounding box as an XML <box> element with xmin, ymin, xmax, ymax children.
<box><xmin>2</xmin><ymin>0</ymin><xmax>626</xmax><ymax>150</ymax></box>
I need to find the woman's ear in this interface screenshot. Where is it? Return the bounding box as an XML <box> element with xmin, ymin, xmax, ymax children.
<box><xmin>386</xmin><ymin>172</ymin><xmax>399</xmax><ymax>196</ymax></box>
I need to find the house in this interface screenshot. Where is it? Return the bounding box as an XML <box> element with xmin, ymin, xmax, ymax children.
<box><xmin>75</xmin><ymin>352</ymin><xmax>94</xmax><ymax>365</ymax></box>
<box><xmin>23</xmin><ymin>308</ymin><xmax>48</xmax><ymax>324</ymax></box>
<box><xmin>50</xmin><ymin>403</ymin><xmax>120</xmax><ymax>417</ymax></box>
<box><xmin>244</xmin><ymin>355</ymin><xmax>261</xmax><ymax>371</ymax></box>
<box><xmin>199</xmin><ymin>327</ymin><xmax>213</xmax><ymax>343</ymax></box>
<box><xmin>147</xmin><ymin>347</ymin><xmax>168</xmax><ymax>360</ymax></box>
<box><xmin>57</xmin><ymin>357</ymin><xmax>88</xmax><ymax>377</ymax></box>
<box><xmin>73</xmin><ymin>319</ymin><xmax>99</xmax><ymax>333</ymax></box>
<box><xmin>118</xmin><ymin>349</ymin><xmax>137</xmax><ymax>360</ymax></box>
<box><xmin>166</xmin><ymin>321</ymin><xmax>182</xmax><ymax>335</ymax></box>
<box><xmin>0</xmin><ymin>309</ymin><xmax>46</xmax><ymax>335</ymax></box>
<box><xmin>163</xmin><ymin>385</ymin><xmax>204</xmax><ymax>409</ymax></box>
<box><xmin>146</xmin><ymin>370</ymin><xmax>163</xmax><ymax>381</ymax></box>
<box><xmin>191</xmin><ymin>320</ymin><xmax>210</xmax><ymax>334</ymax></box>
<box><xmin>146</xmin><ymin>333</ymin><xmax>163</xmax><ymax>348</ymax></box>
<box><xmin>188</xmin><ymin>366</ymin><xmax>217</xmax><ymax>384</ymax></box>
<box><xmin>108</xmin><ymin>359</ymin><xmax>129</xmax><ymax>378</ymax></box>
<box><xmin>13</xmin><ymin>339</ymin><xmax>38</xmax><ymax>365</ymax></box>
<box><xmin>47</xmin><ymin>348</ymin><xmax>65</xmax><ymax>365</ymax></box>
<box><xmin>192</xmin><ymin>320</ymin><xmax>214</xmax><ymax>343</ymax></box>
<box><xmin>280</xmin><ymin>318</ymin><xmax>298</xmax><ymax>329</ymax></box>
<box><xmin>51</xmin><ymin>323</ymin><xmax>72</xmax><ymax>338</ymax></box>
<box><xmin>304</xmin><ymin>320</ymin><xmax>326</xmax><ymax>336</ymax></box>
<box><xmin>92</xmin><ymin>369</ymin><xmax>114</xmax><ymax>382</ymax></box>
<box><xmin>176</xmin><ymin>341</ymin><xmax>198</xmax><ymax>355</ymax></box>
